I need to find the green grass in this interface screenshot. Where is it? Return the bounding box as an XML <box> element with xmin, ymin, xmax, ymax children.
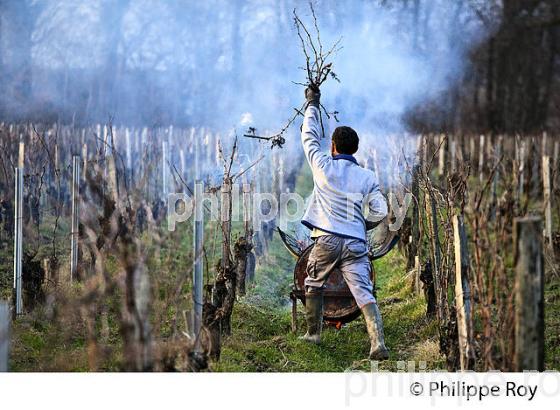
<box><xmin>10</xmin><ymin>302</ymin><xmax>90</xmax><ymax>372</ymax></box>
<box><xmin>213</xmin><ymin>246</ymin><xmax>445</xmax><ymax>372</ymax></box>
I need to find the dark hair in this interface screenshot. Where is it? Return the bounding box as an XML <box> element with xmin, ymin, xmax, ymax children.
<box><xmin>332</xmin><ymin>126</ymin><xmax>359</xmax><ymax>155</ymax></box>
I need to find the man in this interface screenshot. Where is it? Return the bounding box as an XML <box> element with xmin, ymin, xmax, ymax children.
<box><xmin>299</xmin><ymin>86</ymin><xmax>390</xmax><ymax>360</ymax></box>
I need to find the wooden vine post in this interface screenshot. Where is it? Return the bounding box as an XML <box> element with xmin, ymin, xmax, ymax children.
<box><xmin>425</xmin><ymin>186</ymin><xmax>444</xmax><ymax>322</ymax></box>
<box><xmin>530</xmin><ymin>137</ymin><xmax>540</xmax><ymax>199</ymax></box>
<box><xmin>553</xmin><ymin>141</ymin><xmax>559</xmax><ymax>189</ymax></box>
<box><xmin>453</xmin><ymin>215</ymin><xmax>475</xmax><ymax>370</ymax></box>
<box><xmin>221</xmin><ymin>179</ymin><xmax>232</xmax><ymax>284</ymax></box>
<box><xmin>514</xmin><ymin>217</ymin><xmax>544</xmax><ymax>371</ymax></box>
<box><xmin>193</xmin><ymin>180</ymin><xmax>204</xmax><ymax>348</ymax></box>
<box><xmin>542</xmin><ymin>156</ymin><xmax>553</xmax><ymax>250</ymax></box>
<box><xmin>409</xmin><ymin>164</ymin><xmax>421</xmax><ymax>295</ymax></box>
<box><xmin>54</xmin><ymin>143</ymin><xmax>60</xmax><ymax>202</ymax></box>
<box><xmin>0</xmin><ymin>301</ymin><xmax>9</xmax><ymax>371</ymax></box>
<box><xmin>162</xmin><ymin>140</ymin><xmax>168</xmax><ymax>198</ymax></box>
<box><xmin>422</xmin><ymin>135</ymin><xmax>428</xmax><ymax>168</ymax></box>
<box><xmin>244</xmin><ymin>181</ymin><xmax>256</xmax><ymax>284</ymax></box>
<box><xmin>478</xmin><ymin>134</ymin><xmax>485</xmax><ymax>183</ymax></box>
<box><xmin>125</xmin><ymin>128</ymin><xmax>131</xmax><ymax>171</ymax></box>
<box><xmin>438</xmin><ymin>134</ymin><xmax>446</xmax><ymax>180</ymax></box>
<box><xmin>490</xmin><ymin>136</ymin><xmax>502</xmax><ymax>219</ymax></box>
<box><xmin>516</xmin><ymin>139</ymin><xmax>526</xmax><ymax>206</ymax></box>
<box><xmin>180</xmin><ymin>149</ymin><xmax>185</xmax><ymax>179</ymax></box>
<box><xmin>13</xmin><ymin>142</ymin><xmax>24</xmax><ymax>316</ymax></box>
<box><xmin>81</xmin><ymin>143</ymin><xmax>88</xmax><ymax>179</ymax></box>
<box><xmin>70</xmin><ymin>155</ymin><xmax>80</xmax><ymax>282</ymax></box>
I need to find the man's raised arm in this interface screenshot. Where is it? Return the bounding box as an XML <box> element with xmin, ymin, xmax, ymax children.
<box><xmin>301</xmin><ymin>87</ymin><xmax>329</xmax><ymax>170</ymax></box>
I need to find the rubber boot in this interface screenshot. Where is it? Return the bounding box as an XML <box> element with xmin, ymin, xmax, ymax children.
<box><xmin>299</xmin><ymin>291</ymin><xmax>323</xmax><ymax>344</ymax></box>
<box><xmin>361</xmin><ymin>303</ymin><xmax>389</xmax><ymax>360</ymax></box>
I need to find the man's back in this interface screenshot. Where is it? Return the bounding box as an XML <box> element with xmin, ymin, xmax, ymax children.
<box><xmin>300</xmin><ymin>105</ymin><xmax>387</xmax><ymax>241</ymax></box>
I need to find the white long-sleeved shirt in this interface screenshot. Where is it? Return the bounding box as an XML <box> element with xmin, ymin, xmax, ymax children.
<box><xmin>301</xmin><ymin>105</ymin><xmax>388</xmax><ymax>242</ymax></box>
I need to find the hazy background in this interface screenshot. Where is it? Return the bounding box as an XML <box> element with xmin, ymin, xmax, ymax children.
<box><xmin>0</xmin><ymin>0</ymin><xmax>558</xmax><ymax>136</ymax></box>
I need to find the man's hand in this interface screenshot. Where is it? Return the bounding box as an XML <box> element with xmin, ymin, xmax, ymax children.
<box><xmin>305</xmin><ymin>85</ymin><xmax>320</xmax><ymax>108</ymax></box>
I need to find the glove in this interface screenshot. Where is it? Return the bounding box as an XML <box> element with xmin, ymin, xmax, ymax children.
<box><xmin>305</xmin><ymin>85</ymin><xmax>320</xmax><ymax>108</ymax></box>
